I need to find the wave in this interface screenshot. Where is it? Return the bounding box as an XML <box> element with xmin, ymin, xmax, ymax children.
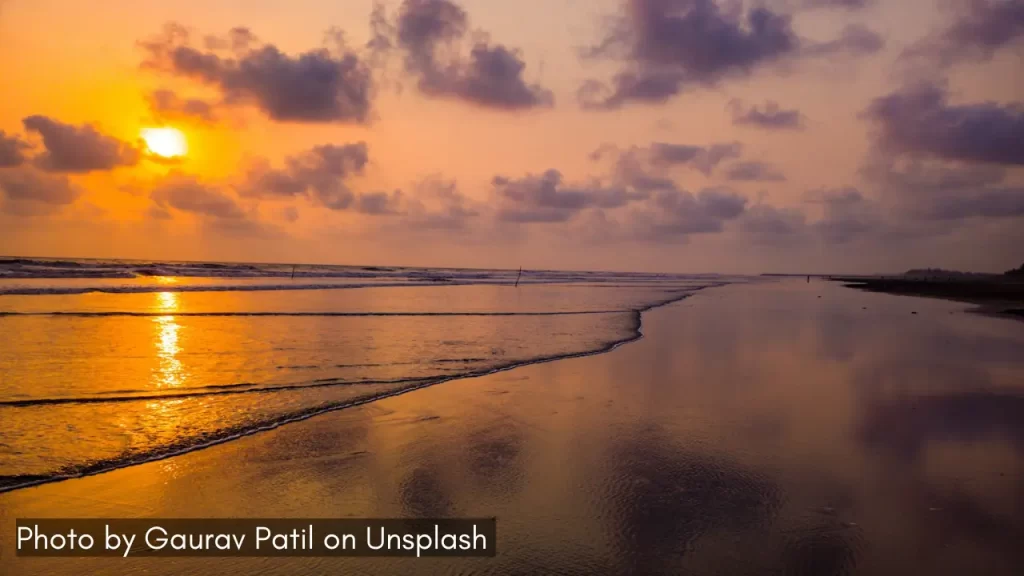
<box><xmin>0</xmin><ymin>280</ymin><xmax>710</xmax><ymax>296</ymax></box>
<box><xmin>1</xmin><ymin>257</ymin><xmax>723</xmax><ymax>283</ymax></box>
<box><xmin>0</xmin><ymin>375</ymin><xmax>439</xmax><ymax>407</ymax></box>
<box><xmin>0</xmin><ymin>280</ymin><xmax>481</xmax><ymax>295</ymax></box>
<box><xmin>0</xmin><ymin>309</ymin><xmax>623</xmax><ymax>317</ymax></box>
<box><xmin>0</xmin><ymin>291</ymin><xmax>693</xmax><ymax>494</ymax></box>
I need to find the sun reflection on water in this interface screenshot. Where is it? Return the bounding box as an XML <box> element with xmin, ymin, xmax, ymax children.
<box><xmin>153</xmin><ymin>292</ymin><xmax>185</xmax><ymax>388</ymax></box>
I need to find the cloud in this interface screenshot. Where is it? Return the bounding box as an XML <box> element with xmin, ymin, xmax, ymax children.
<box><xmin>579</xmin><ymin>0</ymin><xmax>798</xmax><ymax>108</ymax></box>
<box><xmin>147</xmin><ymin>204</ymin><xmax>174</xmax><ymax>220</ymax></box>
<box><xmin>494</xmin><ymin>169</ymin><xmax>639</xmax><ymax>222</ymax></box>
<box><xmin>148</xmin><ymin>173</ymin><xmax>275</xmax><ymax>237</ymax></box>
<box><xmin>241</xmin><ymin>142</ymin><xmax>403</xmax><ymax>214</ymax></box>
<box><xmin>649</xmin><ymin>142</ymin><xmax>744</xmax><ymax>173</ymax></box>
<box><xmin>388</xmin><ymin>0</ymin><xmax>553</xmax><ymax>110</ymax></box>
<box><xmin>0</xmin><ymin>166</ymin><xmax>82</xmax><ymax>209</ymax></box>
<box><xmin>279</xmin><ymin>206</ymin><xmax>300</xmax><ymax>222</ymax></box>
<box><xmin>486</xmin><ymin>143</ymin><xmax>765</xmax><ymax>242</ymax></box>
<box><xmin>202</xmin><ymin>27</ymin><xmax>260</xmax><ymax>53</ymax></box>
<box><xmin>356</xmin><ymin>189</ymin><xmax>404</xmax><ymax>214</ymax></box>
<box><xmin>800</xmin><ymin>0</ymin><xmax>872</xmax><ymax>8</ymax></box>
<box><xmin>724</xmin><ymin>161</ymin><xmax>787</xmax><ymax>182</ymax></box>
<box><xmin>22</xmin><ymin>116</ymin><xmax>140</xmax><ymax>172</ymax></box>
<box><xmin>141</xmin><ymin>23</ymin><xmax>374</xmax><ymax>123</ymax></box>
<box><xmin>729</xmin><ymin>100</ymin><xmax>805</xmax><ymax>130</ymax></box>
<box><xmin>241</xmin><ymin>143</ymin><xmax>368</xmax><ymax>207</ymax></box>
<box><xmin>919</xmin><ymin>187</ymin><xmax>1024</xmax><ymax>220</ymax></box>
<box><xmin>904</xmin><ymin>0</ymin><xmax>1024</xmax><ymax>68</ymax></box>
<box><xmin>628</xmin><ymin>187</ymin><xmax>749</xmax><ymax>239</ymax></box>
<box><xmin>735</xmin><ymin>186</ymin><xmax>898</xmax><ymax>246</ymax></box>
<box><xmin>148</xmin><ymin>89</ymin><xmax>216</xmax><ymax>123</ymax></box>
<box><xmin>805</xmin><ymin>186</ymin><xmax>865</xmax><ymax>206</ymax></box>
<box><xmin>801</xmin><ymin>24</ymin><xmax>884</xmax><ymax>57</ymax></box>
<box><xmin>403</xmin><ymin>176</ymin><xmax>481</xmax><ymax>230</ymax></box>
<box><xmin>863</xmin><ymin>157</ymin><xmax>1024</xmax><ymax>223</ymax></box>
<box><xmin>395</xmin><ymin>0</ymin><xmax>469</xmax><ymax>64</ymax></box>
<box><xmin>579</xmin><ymin>0</ymin><xmax>882</xmax><ymax>108</ymax></box>
<box><xmin>805</xmin><ymin>187</ymin><xmax>884</xmax><ymax>243</ymax></box>
<box><xmin>737</xmin><ymin>156</ymin><xmax>1021</xmax><ymax>247</ymax></box>
<box><xmin>599</xmin><ymin>142</ymin><xmax>744</xmax><ymax>188</ymax></box>
<box><xmin>863</xmin><ymin>157</ymin><xmax>1007</xmax><ymax>193</ymax></box>
<box><xmin>0</xmin><ymin>131</ymin><xmax>31</xmax><ymax>167</ymax></box>
<box><xmin>151</xmin><ymin>172</ymin><xmax>246</xmax><ymax>219</ymax></box>
<box><xmin>367</xmin><ymin>3</ymin><xmax>396</xmax><ymax>56</ymax></box>
<box><xmin>740</xmin><ymin>204</ymin><xmax>808</xmax><ymax>244</ymax></box>
<box><xmin>863</xmin><ymin>82</ymin><xmax>1024</xmax><ymax>166</ymax></box>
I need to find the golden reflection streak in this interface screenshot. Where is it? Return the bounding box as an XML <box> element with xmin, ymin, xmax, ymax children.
<box><xmin>153</xmin><ymin>292</ymin><xmax>185</xmax><ymax>388</ymax></box>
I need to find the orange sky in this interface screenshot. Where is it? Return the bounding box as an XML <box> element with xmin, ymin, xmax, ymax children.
<box><xmin>1</xmin><ymin>0</ymin><xmax>1022</xmax><ymax>273</ymax></box>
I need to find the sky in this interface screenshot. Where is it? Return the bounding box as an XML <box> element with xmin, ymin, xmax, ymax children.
<box><xmin>0</xmin><ymin>0</ymin><xmax>1022</xmax><ymax>274</ymax></box>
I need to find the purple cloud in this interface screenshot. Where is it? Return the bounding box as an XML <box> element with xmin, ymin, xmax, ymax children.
<box><xmin>242</xmin><ymin>142</ymin><xmax>404</xmax><ymax>214</ymax></box>
<box><xmin>805</xmin><ymin>187</ymin><xmax>884</xmax><ymax>243</ymax></box>
<box><xmin>724</xmin><ymin>161</ymin><xmax>787</xmax><ymax>182</ymax></box>
<box><xmin>650</xmin><ymin>142</ymin><xmax>743</xmax><ymax>174</ymax></box>
<box><xmin>580</xmin><ymin>0</ymin><xmax>882</xmax><ymax>109</ymax></box>
<box><xmin>141</xmin><ymin>23</ymin><xmax>374</xmax><ymax>123</ymax></box>
<box><xmin>390</xmin><ymin>0</ymin><xmax>553</xmax><ymax>110</ymax></box>
<box><xmin>403</xmin><ymin>177</ymin><xmax>481</xmax><ymax>230</ymax></box>
<box><xmin>0</xmin><ymin>167</ymin><xmax>82</xmax><ymax>208</ymax></box>
<box><xmin>801</xmin><ymin>0</ymin><xmax>872</xmax><ymax>8</ymax></box>
<box><xmin>494</xmin><ymin>169</ymin><xmax>639</xmax><ymax>223</ymax></box>
<box><xmin>151</xmin><ymin>172</ymin><xmax>246</xmax><ymax>219</ymax></box>
<box><xmin>148</xmin><ymin>89</ymin><xmax>216</xmax><ymax>123</ymax></box>
<box><xmin>740</xmin><ymin>204</ymin><xmax>808</xmax><ymax>244</ymax></box>
<box><xmin>864</xmin><ymin>82</ymin><xmax>1024</xmax><ymax>166</ymax></box>
<box><xmin>801</xmin><ymin>24</ymin><xmax>884</xmax><ymax>57</ymax></box>
<box><xmin>729</xmin><ymin>100</ymin><xmax>805</xmax><ymax>130</ymax></box>
<box><xmin>0</xmin><ymin>131</ymin><xmax>31</xmax><ymax>167</ymax></box>
<box><xmin>863</xmin><ymin>157</ymin><xmax>1024</xmax><ymax>223</ymax></box>
<box><xmin>598</xmin><ymin>142</ymin><xmax>744</xmax><ymax>189</ymax></box>
<box><xmin>904</xmin><ymin>0</ymin><xmax>1024</xmax><ymax>68</ymax></box>
<box><xmin>22</xmin><ymin>116</ymin><xmax>140</xmax><ymax>173</ymax></box>
<box><xmin>580</xmin><ymin>0</ymin><xmax>797</xmax><ymax>108</ymax></box>
<box><xmin>630</xmin><ymin>187</ymin><xmax>749</xmax><ymax>239</ymax></box>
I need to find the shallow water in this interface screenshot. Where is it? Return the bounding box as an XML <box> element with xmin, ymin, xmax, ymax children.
<box><xmin>2</xmin><ymin>279</ymin><xmax>1022</xmax><ymax>575</ymax></box>
<box><xmin>0</xmin><ymin>259</ymin><xmax>723</xmax><ymax>490</ymax></box>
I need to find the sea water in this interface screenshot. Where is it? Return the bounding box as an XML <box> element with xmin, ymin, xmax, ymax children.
<box><xmin>0</xmin><ymin>257</ymin><xmax>738</xmax><ymax>491</ymax></box>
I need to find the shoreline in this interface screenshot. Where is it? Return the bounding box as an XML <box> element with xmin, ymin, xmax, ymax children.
<box><xmin>0</xmin><ymin>289</ymin><xmax>707</xmax><ymax>495</ymax></box>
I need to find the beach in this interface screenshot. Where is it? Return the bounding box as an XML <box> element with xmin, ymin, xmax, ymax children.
<box><xmin>3</xmin><ymin>279</ymin><xmax>1023</xmax><ymax>575</ymax></box>
<box><xmin>5</xmin><ymin>0</ymin><xmax>1023</xmax><ymax>572</ymax></box>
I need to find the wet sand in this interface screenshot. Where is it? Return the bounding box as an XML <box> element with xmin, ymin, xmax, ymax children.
<box><xmin>3</xmin><ymin>279</ymin><xmax>1024</xmax><ymax>575</ymax></box>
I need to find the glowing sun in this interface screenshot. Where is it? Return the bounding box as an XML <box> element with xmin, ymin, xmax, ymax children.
<box><xmin>142</xmin><ymin>127</ymin><xmax>187</xmax><ymax>158</ymax></box>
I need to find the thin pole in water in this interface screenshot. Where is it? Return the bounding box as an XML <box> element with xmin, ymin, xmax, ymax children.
<box><xmin>291</xmin><ymin>265</ymin><xmax>297</xmax><ymax>280</ymax></box>
<box><xmin>515</xmin><ymin>266</ymin><xmax>522</xmax><ymax>288</ymax></box>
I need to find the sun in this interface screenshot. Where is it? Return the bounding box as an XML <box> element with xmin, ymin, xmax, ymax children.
<box><xmin>141</xmin><ymin>127</ymin><xmax>187</xmax><ymax>158</ymax></box>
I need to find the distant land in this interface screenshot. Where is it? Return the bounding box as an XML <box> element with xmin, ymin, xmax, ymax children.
<box><xmin>828</xmin><ymin>262</ymin><xmax>1024</xmax><ymax>320</ymax></box>
<box><xmin>764</xmin><ymin>263</ymin><xmax>1024</xmax><ymax>279</ymax></box>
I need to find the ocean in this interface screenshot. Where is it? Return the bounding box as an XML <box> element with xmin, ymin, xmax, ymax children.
<box><xmin>0</xmin><ymin>257</ymin><xmax>739</xmax><ymax>493</ymax></box>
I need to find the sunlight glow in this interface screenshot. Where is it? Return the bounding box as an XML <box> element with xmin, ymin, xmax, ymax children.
<box><xmin>153</xmin><ymin>292</ymin><xmax>185</xmax><ymax>388</ymax></box>
<box><xmin>155</xmin><ymin>291</ymin><xmax>178</xmax><ymax>311</ymax></box>
<box><xmin>142</xmin><ymin>127</ymin><xmax>187</xmax><ymax>158</ymax></box>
